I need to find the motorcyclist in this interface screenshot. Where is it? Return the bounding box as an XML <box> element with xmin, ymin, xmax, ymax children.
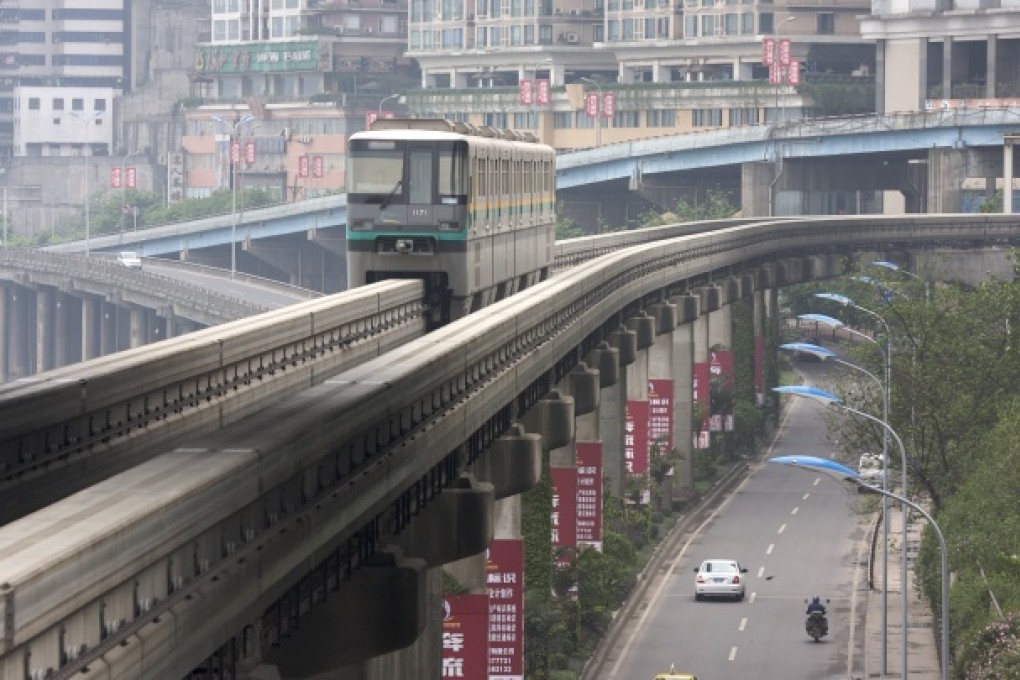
<box><xmin>806</xmin><ymin>596</ymin><xmax>827</xmax><ymax>616</ymax></box>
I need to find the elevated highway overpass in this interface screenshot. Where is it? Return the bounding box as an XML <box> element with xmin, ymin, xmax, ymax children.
<box><xmin>1</xmin><ymin>213</ymin><xmax>1018</xmax><ymax>680</ymax></box>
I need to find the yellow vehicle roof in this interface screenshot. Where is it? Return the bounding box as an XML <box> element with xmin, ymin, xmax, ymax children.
<box><xmin>654</xmin><ymin>674</ymin><xmax>697</xmax><ymax>680</ymax></box>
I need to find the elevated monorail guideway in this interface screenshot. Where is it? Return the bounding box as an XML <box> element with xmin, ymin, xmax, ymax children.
<box><xmin>4</xmin><ymin>214</ymin><xmax>1020</xmax><ymax>679</ymax></box>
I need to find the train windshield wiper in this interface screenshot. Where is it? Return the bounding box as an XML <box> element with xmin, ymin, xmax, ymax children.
<box><xmin>379</xmin><ymin>179</ymin><xmax>402</xmax><ymax>210</ymax></box>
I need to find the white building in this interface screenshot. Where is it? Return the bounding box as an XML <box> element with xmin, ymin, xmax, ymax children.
<box><xmin>13</xmin><ymin>86</ymin><xmax>116</xmax><ymax>157</ymax></box>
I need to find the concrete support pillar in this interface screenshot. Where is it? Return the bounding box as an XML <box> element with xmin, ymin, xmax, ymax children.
<box><xmin>603</xmin><ymin>328</ymin><xmax>636</xmax><ymax>495</ymax></box>
<box><xmin>741</xmin><ymin>160</ymin><xmax>777</xmax><ymax>218</ymax></box>
<box><xmin>875</xmin><ymin>39</ymin><xmax>886</xmax><ymax>114</ymax></box>
<box><xmin>987</xmin><ymin>34</ymin><xmax>997</xmax><ymax>99</ymax></box>
<box><xmin>35</xmin><ymin>286</ymin><xmax>54</xmax><ymax>374</ymax></box>
<box><xmin>262</xmin><ymin>547</ymin><xmax>428</xmax><ymax>675</ymax></box>
<box><xmin>927</xmin><ymin>148</ymin><xmax>968</xmax><ymax>214</ymax></box>
<box><xmin>9</xmin><ymin>285</ymin><xmax>33</xmax><ymax>380</ymax></box>
<box><xmin>398</xmin><ymin>474</ymin><xmax>495</xmax><ymax>567</ymax></box>
<box><xmin>670</xmin><ymin>294</ymin><xmax>700</xmax><ymax>488</ymax></box>
<box><xmin>100</xmin><ymin>302</ymin><xmax>117</xmax><ymax>355</ymax></box>
<box><xmin>753</xmin><ymin>285</ymin><xmax>767</xmax><ymax>406</ymax></box>
<box><xmin>82</xmin><ymin>295</ymin><xmax>101</xmax><ymax>361</ymax></box>
<box><xmin>1005</xmin><ymin>135</ymin><xmax>1018</xmax><ymax>214</ymax></box>
<box><xmin>0</xmin><ymin>285</ymin><xmax>7</xmax><ymax>382</ymax></box>
<box><xmin>129</xmin><ymin>305</ymin><xmax>147</xmax><ymax>349</ymax></box>
<box><xmin>942</xmin><ymin>37</ymin><xmax>953</xmax><ymax>100</ymax></box>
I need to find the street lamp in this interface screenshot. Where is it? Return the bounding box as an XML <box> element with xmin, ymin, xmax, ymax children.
<box><xmin>580</xmin><ymin>77</ymin><xmax>603</xmax><ymax>148</ymax></box>
<box><xmin>774</xmin><ymin>16</ymin><xmax>798</xmax><ymax>124</ymax></box>
<box><xmin>68</xmin><ymin>110</ymin><xmax>105</xmax><ymax>255</ymax></box>
<box><xmin>211</xmin><ymin>113</ymin><xmax>256</xmax><ymax>279</ymax></box>
<box><xmin>378</xmin><ymin>93</ymin><xmax>400</xmax><ymax>118</ymax></box>
<box><xmin>871</xmin><ymin>260</ymin><xmax>930</xmax><ymax>302</ymax></box>
<box><xmin>774</xmin><ymin>383</ymin><xmax>910</xmax><ymax>679</ymax></box>
<box><xmin>767</xmin><ymin>454</ymin><xmax>949</xmax><ymax>680</ymax></box>
<box><xmin>118</xmin><ymin>149</ymin><xmax>144</xmax><ymax>233</ymax></box>
<box><xmin>529</xmin><ymin>59</ymin><xmax>552</xmax><ymax>134</ymax></box>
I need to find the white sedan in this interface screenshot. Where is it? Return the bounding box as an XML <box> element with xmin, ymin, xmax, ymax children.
<box><xmin>693</xmin><ymin>559</ymin><xmax>748</xmax><ymax>601</ymax></box>
<box><xmin>116</xmin><ymin>251</ymin><xmax>143</xmax><ymax>269</ymax></box>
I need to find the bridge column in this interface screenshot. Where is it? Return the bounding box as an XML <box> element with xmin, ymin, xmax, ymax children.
<box><xmin>927</xmin><ymin>148</ymin><xmax>968</xmax><ymax>214</ymax></box>
<box><xmin>1004</xmin><ymin>134</ymin><xmax>1019</xmax><ymax>214</ymax></box>
<box><xmin>100</xmin><ymin>301</ymin><xmax>119</xmax><ymax>355</ymax></box>
<box><xmin>129</xmin><ymin>305</ymin><xmax>147</xmax><ymax>349</ymax></box>
<box><xmin>81</xmin><ymin>295</ymin><xmax>101</xmax><ymax>361</ymax></box>
<box><xmin>54</xmin><ymin>292</ymin><xmax>83</xmax><ymax>367</ymax></box>
<box><xmin>35</xmin><ymin>286</ymin><xmax>55</xmax><ymax>373</ymax></box>
<box><xmin>740</xmin><ymin>161</ymin><xmax>776</xmax><ymax>218</ymax></box>
<box><xmin>669</xmin><ymin>293</ymin><xmax>700</xmax><ymax>489</ymax></box>
<box><xmin>647</xmin><ymin>301</ymin><xmax>677</xmax><ymax>511</ymax></box>
<box><xmin>9</xmin><ymin>284</ymin><xmax>34</xmax><ymax>380</ymax></box>
<box><xmin>0</xmin><ymin>284</ymin><xmax>8</xmax><ymax>382</ymax></box>
<box><xmin>692</xmin><ymin>286</ymin><xmax>719</xmax><ymax>447</ymax></box>
<box><xmin>604</xmin><ymin>326</ymin><xmax>636</xmax><ymax>495</ymax></box>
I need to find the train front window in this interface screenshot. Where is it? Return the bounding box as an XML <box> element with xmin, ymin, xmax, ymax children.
<box><xmin>408</xmin><ymin>148</ymin><xmax>433</xmax><ymax>204</ymax></box>
<box><xmin>348</xmin><ymin>140</ymin><xmax>404</xmax><ymax>198</ymax></box>
<box><xmin>438</xmin><ymin>141</ymin><xmax>469</xmax><ymax>205</ymax></box>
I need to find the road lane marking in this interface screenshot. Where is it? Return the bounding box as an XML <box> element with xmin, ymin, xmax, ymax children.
<box><xmin>813</xmin><ymin>477</ymin><xmax>821</xmax><ymax>486</ymax></box>
<box><xmin>739</xmin><ymin>617</ymin><xmax>748</xmax><ymax>631</ymax></box>
<box><xmin>791</xmin><ymin>506</ymin><xmax>800</xmax><ymax>514</ymax></box>
<box><xmin>729</xmin><ymin>646</ymin><xmax>738</xmax><ymax>661</ymax></box>
<box><xmin>749</xmin><ymin>592</ymin><xmax>757</xmax><ymax>603</ymax></box>
<box><xmin>766</xmin><ymin>544</ymin><xmax>775</xmax><ymax>556</ymax></box>
<box><xmin>757</xmin><ymin>566</ymin><xmax>765</xmax><ymax>578</ymax></box>
<box><xmin>803</xmin><ymin>493</ymin><xmax>811</xmax><ymax>500</ymax></box>
<box><xmin>778</xmin><ymin>523</ymin><xmax>787</xmax><ymax>534</ymax></box>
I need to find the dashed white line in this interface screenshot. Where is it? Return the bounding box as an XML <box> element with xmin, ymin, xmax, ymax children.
<box><xmin>739</xmin><ymin>617</ymin><xmax>748</xmax><ymax>631</ymax></box>
<box><xmin>749</xmin><ymin>592</ymin><xmax>757</xmax><ymax>603</ymax></box>
<box><xmin>813</xmin><ymin>477</ymin><xmax>821</xmax><ymax>486</ymax></box>
<box><xmin>791</xmin><ymin>506</ymin><xmax>800</xmax><ymax>515</ymax></box>
<box><xmin>803</xmin><ymin>492</ymin><xmax>811</xmax><ymax>500</ymax></box>
<box><xmin>766</xmin><ymin>543</ymin><xmax>775</xmax><ymax>555</ymax></box>
<box><xmin>778</xmin><ymin>523</ymin><xmax>787</xmax><ymax>534</ymax></box>
<box><xmin>729</xmin><ymin>646</ymin><xmax>738</xmax><ymax>661</ymax></box>
<box><xmin>757</xmin><ymin>566</ymin><xmax>765</xmax><ymax>578</ymax></box>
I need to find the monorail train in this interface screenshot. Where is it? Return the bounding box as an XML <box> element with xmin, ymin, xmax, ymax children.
<box><xmin>346</xmin><ymin>118</ymin><xmax>557</xmax><ymax>326</ymax></box>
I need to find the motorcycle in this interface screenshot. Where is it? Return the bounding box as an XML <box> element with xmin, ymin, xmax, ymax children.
<box><xmin>804</xmin><ymin>597</ymin><xmax>830</xmax><ymax>642</ymax></box>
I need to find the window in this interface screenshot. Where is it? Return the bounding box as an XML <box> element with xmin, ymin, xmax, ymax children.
<box><xmin>95</xmin><ymin>99</ymin><xmax>107</xmax><ymax>111</ymax></box>
<box><xmin>28</xmin><ymin>97</ymin><xmax>40</xmax><ymax>110</ymax></box>
<box><xmin>72</xmin><ymin>98</ymin><xmax>84</xmax><ymax>111</ymax></box>
<box><xmin>52</xmin><ymin>98</ymin><xmax>64</xmax><ymax>111</ymax></box>
<box><xmin>693</xmin><ymin>109</ymin><xmax>723</xmax><ymax>126</ymax></box>
<box><xmin>817</xmin><ymin>12</ymin><xmax>834</xmax><ymax>35</ymax></box>
<box><xmin>612</xmin><ymin>110</ymin><xmax>640</xmax><ymax>128</ymax></box>
<box><xmin>759</xmin><ymin>12</ymin><xmax>774</xmax><ymax>34</ymax></box>
<box><xmin>647</xmin><ymin>109</ymin><xmax>676</xmax><ymax>127</ymax></box>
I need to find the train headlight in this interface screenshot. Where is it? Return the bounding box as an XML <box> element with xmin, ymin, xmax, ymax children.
<box><xmin>350</xmin><ymin>218</ymin><xmax>375</xmax><ymax>231</ymax></box>
<box><xmin>439</xmin><ymin>221</ymin><xmax>461</xmax><ymax>232</ymax></box>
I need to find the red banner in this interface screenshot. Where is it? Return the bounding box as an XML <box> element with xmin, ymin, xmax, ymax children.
<box><xmin>585</xmin><ymin>92</ymin><xmax>599</xmax><ymax>118</ymax></box>
<box><xmin>111</xmin><ymin>167</ymin><xmax>122</xmax><ymax>189</ymax></box>
<box><xmin>709</xmin><ymin>349</ymin><xmax>735</xmax><ymax>432</ymax></box>
<box><xmin>442</xmin><ymin>594</ymin><xmax>489</xmax><ymax>678</ymax></box>
<box><xmin>536</xmin><ymin>79</ymin><xmax>550</xmax><ymax>105</ymax></box>
<box><xmin>487</xmin><ymin>540</ymin><xmax>524</xmax><ymax>680</ymax></box>
<box><xmin>365</xmin><ymin>111</ymin><xmax>378</xmax><ymax>128</ymax></box>
<box><xmin>647</xmin><ymin>379</ymin><xmax>674</xmax><ymax>453</ymax></box>
<box><xmin>312</xmin><ymin>155</ymin><xmax>324</xmax><ymax>178</ymax></box>
<box><xmin>230</xmin><ymin>139</ymin><xmax>241</xmax><ymax>165</ymax></box>
<box><xmin>762</xmin><ymin>37</ymin><xmax>775</xmax><ymax>66</ymax></box>
<box><xmin>126</xmin><ymin>167</ymin><xmax>136</xmax><ymax>189</ymax></box>
<box><xmin>298</xmin><ymin>155</ymin><xmax>309</xmax><ymax>179</ymax></box>
<box><xmin>787</xmin><ymin>60</ymin><xmax>800</xmax><ymax>86</ymax></box>
<box><xmin>603</xmin><ymin>92</ymin><xmax>615</xmax><ymax>119</ymax></box>
<box><xmin>575</xmin><ymin>441</ymin><xmax>603</xmax><ymax>551</ymax></box>
<box><xmin>693</xmin><ymin>362</ymin><xmax>711</xmax><ymax>448</ymax></box>
<box><xmin>779</xmin><ymin>38</ymin><xmax>791</xmax><ymax>66</ymax></box>
<box><xmin>625</xmin><ymin>400</ymin><xmax>649</xmax><ymax>475</ymax></box>
<box><xmin>550</xmin><ymin>467</ymin><xmax>577</xmax><ymax>566</ymax></box>
<box><xmin>244</xmin><ymin>140</ymin><xmax>256</xmax><ymax>164</ymax></box>
<box><xmin>518</xmin><ymin>79</ymin><xmax>533</xmax><ymax>106</ymax></box>
<box><xmin>769</xmin><ymin>64</ymin><xmax>781</xmax><ymax>85</ymax></box>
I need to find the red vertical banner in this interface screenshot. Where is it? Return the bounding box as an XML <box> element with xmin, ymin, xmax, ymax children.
<box><xmin>787</xmin><ymin>60</ymin><xmax>800</xmax><ymax>85</ymax></box>
<box><xmin>647</xmin><ymin>379</ymin><xmax>674</xmax><ymax>453</ymax></box>
<box><xmin>536</xmin><ymin>79</ymin><xmax>550</xmax><ymax>105</ymax></box>
<box><xmin>111</xmin><ymin>167</ymin><xmax>122</xmax><ymax>189</ymax></box>
<box><xmin>298</xmin><ymin>155</ymin><xmax>309</xmax><ymax>179</ymax></box>
<box><xmin>575</xmin><ymin>441</ymin><xmax>603</xmax><ymax>551</ymax></box>
<box><xmin>487</xmin><ymin>540</ymin><xmax>524</xmax><ymax>680</ymax></box>
<box><xmin>126</xmin><ymin>167</ymin><xmax>136</xmax><ymax>189</ymax></box>
<box><xmin>624</xmin><ymin>400</ymin><xmax>649</xmax><ymax>475</ymax></box>
<box><xmin>550</xmin><ymin>467</ymin><xmax>577</xmax><ymax>566</ymax></box>
<box><xmin>762</xmin><ymin>37</ymin><xmax>775</xmax><ymax>65</ymax></box>
<box><xmin>769</xmin><ymin>64</ymin><xmax>781</xmax><ymax>85</ymax></box>
<box><xmin>692</xmin><ymin>362</ymin><xmax>711</xmax><ymax>448</ymax></box>
<box><xmin>230</xmin><ymin>139</ymin><xmax>241</xmax><ymax>165</ymax></box>
<box><xmin>602</xmin><ymin>92</ymin><xmax>615</xmax><ymax>119</ymax></box>
<box><xmin>754</xmin><ymin>335</ymin><xmax>765</xmax><ymax>406</ymax></box>
<box><xmin>245</xmin><ymin>140</ymin><xmax>256</xmax><ymax>164</ymax></box>
<box><xmin>442</xmin><ymin>594</ymin><xmax>489</xmax><ymax>679</ymax></box>
<box><xmin>709</xmin><ymin>350</ymin><xmax>735</xmax><ymax>432</ymax></box>
<box><xmin>585</xmin><ymin>92</ymin><xmax>599</xmax><ymax>118</ymax></box>
<box><xmin>365</xmin><ymin>111</ymin><xmax>378</xmax><ymax>128</ymax></box>
<box><xmin>779</xmin><ymin>38</ymin><xmax>791</xmax><ymax>66</ymax></box>
<box><xmin>312</xmin><ymin>155</ymin><xmax>324</xmax><ymax>178</ymax></box>
<box><xmin>518</xmin><ymin>79</ymin><xmax>533</xmax><ymax>106</ymax></box>
<box><xmin>382</xmin><ymin>111</ymin><xmax>395</xmax><ymax>119</ymax></box>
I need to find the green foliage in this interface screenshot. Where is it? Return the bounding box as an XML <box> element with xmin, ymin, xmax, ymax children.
<box><xmin>555</xmin><ymin>213</ymin><xmax>586</xmax><ymax>239</ymax></box>
<box><xmin>797</xmin><ymin>81</ymin><xmax>875</xmax><ymax>117</ymax></box>
<box><xmin>956</xmin><ymin>612</ymin><xmax>1020</xmax><ymax>679</ymax></box>
<box><xmin>522</xmin><ymin>466</ymin><xmax>554</xmax><ymax>600</ymax></box>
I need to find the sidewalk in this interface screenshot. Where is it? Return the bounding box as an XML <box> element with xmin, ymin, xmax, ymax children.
<box><xmin>863</xmin><ymin>503</ymin><xmax>942</xmax><ymax>679</ymax></box>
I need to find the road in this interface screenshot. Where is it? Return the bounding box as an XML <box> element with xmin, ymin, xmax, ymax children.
<box><xmin>606</xmin><ymin>361</ymin><xmax>871</xmax><ymax>679</ymax></box>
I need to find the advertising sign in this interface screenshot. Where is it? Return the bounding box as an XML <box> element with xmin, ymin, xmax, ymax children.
<box><xmin>194</xmin><ymin>41</ymin><xmax>328</xmax><ymax>74</ymax></box>
<box><xmin>245</xmin><ymin>140</ymin><xmax>256</xmax><ymax>165</ymax></box>
<box><xmin>787</xmin><ymin>60</ymin><xmax>801</xmax><ymax>86</ymax></box>
<box><xmin>709</xmin><ymin>350</ymin><xmax>735</xmax><ymax>432</ymax></box>
<box><xmin>779</xmin><ymin>38</ymin><xmax>791</xmax><ymax>66</ymax></box>
<box><xmin>624</xmin><ymin>400</ymin><xmax>649</xmax><ymax>475</ymax></box>
<box><xmin>603</xmin><ymin>92</ymin><xmax>615</xmax><ymax>118</ymax></box>
<box><xmin>298</xmin><ymin>155</ymin><xmax>309</xmax><ymax>179</ymax></box>
<box><xmin>442</xmin><ymin>594</ymin><xmax>489</xmax><ymax>679</ymax></box>
<box><xmin>126</xmin><ymin>167</ymin><xmax>136</xmax><ymax>189</ymax></box>
<box><xmin>518</xmin><ymin>79</ymin><xmax>533</xmax><ymax>106</ymax></box>
<box><xmin>754</xmin><ymin>335</ymin><xmax>765</xmax><ymax>405</ymax></box>
<box><xmin>536</xmin><ymin>79</ymin><xmax>550</xmax><ymax>105</ymax></box>
<box><xmin>647</xmin><ymin>379</ymin><xmax>674</xmax><ymax>453</ymax></box>
<box><xmin>312</xmin><ymin>155</ymin><xmax>324</xmax><ymax>178</ymax></box>
<box><xmin>762</xmin><ymin>37</ymin><xmax>775</xmax><ymax>66</ymax></box>
<box><xmin>585</xmin><ymin>92</ymin><xmax>599</xmax><ymax>118</ymax></box>
<box><xmin>487</xmin><ymin>540</ymin><xmax>524</xmax><ymax>680</ymax></box>
<box><xmin>230</xmin><ymin>140</ymin><xmax>241</xmax><ymax>165</ymax></box>
<box><xmin>111</xmin><ymin>167</ymin><xmax>121</xmax><ymax>189</ymax></box>
<box><xmin>550</xmin><ymin>467</ymin><xmax>577</xmax><ymax>566</ymax></box>
<box><xmin>365</xmin><ymin>111</ymin><xmax>378</xmax><ymax>128</ymax></box>
<box><xmin>692</xmin><ymin>362</ymin><xmax>711</xmax><ymax>448</ymax></box>
<box><xmin>575</xmin><ymin>441</ymin><xmax>603</xmax><ymax>551</ymax></box>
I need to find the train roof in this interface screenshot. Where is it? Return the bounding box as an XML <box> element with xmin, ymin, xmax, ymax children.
<box><xmin>356</xmin><ymin>118</ymin><xmax>542</xmax><ymax>144</ymax></box>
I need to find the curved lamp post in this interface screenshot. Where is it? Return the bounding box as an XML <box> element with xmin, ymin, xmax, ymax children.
<box><xmin>767</xmin><ymin>454</ymin><xmax>949</xmax><ymax>680</ymax></box>
<box><xmin>68</xmin><ymin>110</ymin><xmax>105</xmax><ymax>256</ymax></box>
<box><xmin>774</xmin><ymin>383</ymin><xmax>909</xmax><ymax>678</ymax></box>
<box><xmin>211</xmin><ymin>114</ymin><xmax>257</xmax><ymax>279</ymax></box>
<box><xmin>378</xmin><ymin>93</ymin><xmax>400</xmax><ymax>117</ymax></box>
<box><xmin>579</xmin><ymin>76</ymin><xmax>603</xmax><ymax>148</ymax></box>
<box><xmin>779</xmin><ymin>342</ymin><xmax>892</xmax><ymax>670</ymax></box>
<box><xmin>871</xmin><ymin>260</ymin><xmax>929</xmax><ymax>302</ymax></box>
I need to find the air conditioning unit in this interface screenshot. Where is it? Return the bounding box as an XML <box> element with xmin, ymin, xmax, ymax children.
<box><xmin>565</xmin><ymin>31</ymin><xmax>579</xmax><ymax>43</ymax></box>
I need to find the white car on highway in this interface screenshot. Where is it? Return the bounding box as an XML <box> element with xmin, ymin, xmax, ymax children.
<box><xmin>116</xmin><ymin>251</ymin><xmax>143</xmax><ymax>269</ymax></box>
<box><xmin>693</xmin><ymin>559</ymin><xmax>748</xmax><ymax>601</ymax></box>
